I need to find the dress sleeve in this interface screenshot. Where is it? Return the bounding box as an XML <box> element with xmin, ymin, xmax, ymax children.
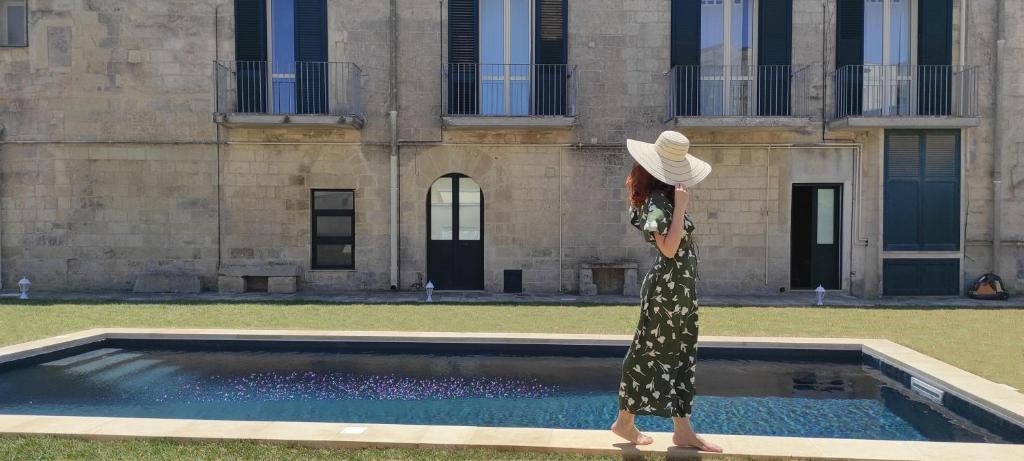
<box><xmin>641</xmin><ymin>194</ymin><xmax>672</xmax><ymax>237</ymax></box>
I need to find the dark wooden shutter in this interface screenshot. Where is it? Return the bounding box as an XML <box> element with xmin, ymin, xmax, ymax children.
<box><xmin>534</xmin><ymin>0</ymin><xmax>568</xmax><ymax>115</ymax></box>
<box><xmin>835</xmin><ymin>0</ymin><xmax>864</xmax><ymax>117</ymax></box>
<box><xmin>918</xmin><ymin>0</ymin><xmax>953</xmax><ymax>115</ymax></box>
<box><xmin>884</xmin><ymin>130</ymin><xmax>960</xmax><ymax>252</ymax></box>
<box><xmin>670</xmin><ymin>0</ymin><xmax>700</xmax><ymax>116</ymax></box>
<box><xmin>234</xmin><ymin>0</ymin><xmax>268</xmax><ymax>113</ymax></box>
<box><xmin>447</xmin><ymin>0</ymin><xmax>478</xmax><ymax>115</ymax></box>
<box><xmin>295</xmin><ymin>0</ymin><xmax>328</xmax><ymax>114</ymax></box>
<box><xmin>920</xmin><ymin>132</ymin><xmax>960</xmax><ymax>250</ymax></box>
<box><xmin>757</xmin><ymin>0</ymin><xmax>792</xmax><ymax>116</ymax></box>
<box><xmin>883</xmin><ymin>259</ymin><xmax>959</xmax><ymax>295</ymax></box>
<box><xmin>884</xmin><ymin>132</ymin><xmax>922</xmax><ymax>251</ymax></box>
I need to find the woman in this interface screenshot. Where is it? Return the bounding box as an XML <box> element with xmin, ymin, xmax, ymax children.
<box><xmin>610</xmin><ymin>131</ymin><xmax>722</xmax><ymax>453</ymax></box>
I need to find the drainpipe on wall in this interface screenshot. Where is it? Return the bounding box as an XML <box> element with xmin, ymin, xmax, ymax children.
<box><xmin>388</xmin><ymin>0</ymin><xmax>400</xmax><ymax>290</ymax></box>
<box><xmin>992</xmin><ymin>0</ymin><xmax>1005</xmax><ymax>276</ymax></box>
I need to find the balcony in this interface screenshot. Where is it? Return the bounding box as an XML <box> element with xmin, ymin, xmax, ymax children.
<box><xmin>665</xmin><ymin>65</ymin><xmax>813</xmax><ymax>129</ymax></box>
<box><xmin>441</xmin><ymin>63</ymin><xmax>577</xmax><ymax>129</ymax></box>
<box><xmin>829</xmin><ymin>65</ymin><xmax>979</xmax><ymax>129</ymax></box>
<box><xmin>213</xmin><ymin>61</ymin><xmax>364</xmax><ymax>128</ymax></box>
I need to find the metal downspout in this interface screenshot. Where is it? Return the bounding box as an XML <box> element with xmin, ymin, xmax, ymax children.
<box><xmin>388</xmin><ymin>0</ymin><xmax>400</xmax><ymax>289</ymax></box>
<box><xmin>992</xmin><ymin>0</ymin><xmax>1005</xmax><ymax>276</ymax></box>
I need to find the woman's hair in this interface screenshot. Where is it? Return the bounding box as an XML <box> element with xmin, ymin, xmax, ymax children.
<box><xmin>626</xmin><ymin>162</ymin><xmax>673</xmax><ymax>208</ymax></box>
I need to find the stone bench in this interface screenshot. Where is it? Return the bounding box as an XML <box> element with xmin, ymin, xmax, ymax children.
<box><xmin>218</xmin><ymin>264</ymin><xmax>302</xmax><ymax>294</ymax></box>
<box><xmin>579</xmin><ymin>262</ymin><xmax>639</xmax><ymax>297</ymax></box>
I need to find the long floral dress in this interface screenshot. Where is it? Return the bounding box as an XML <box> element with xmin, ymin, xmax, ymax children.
<box><xmin>618</xmin><ymin>189</ymin><xmax>700</xmax><ymax>418</ymax></box>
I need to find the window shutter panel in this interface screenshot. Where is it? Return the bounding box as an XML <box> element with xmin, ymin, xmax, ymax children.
<box><xmin>757</xmin><ymin>0</ymin><xmax>792</xmax><ymax>116</ymax></box>
<box><xmin>534</xmin><ymin>0</ymin><xmax>568</xmax><ymax>115</ymax></box>
<box><xmin>884</xmin><ymin>131</ymin><xmax>961</xmax><ymax>252</ymax></box>
<box><xmin>295</xmin><ymin>0</ymin><xmax>328</xmax><ymax>114</ymax></box>
<box><xmin>884</xmin><ymin>132</ymin><xmax>923</xmax><ymax>251</ymax></box>
<box><xmin>883</xmin><ymin>259</ymin><xmax>959</xmax><ymax>295</ymax></box>
<box><xmin>234</xmin><ymin>0</ymin><xmax>268</xmax><ymax>113</ymax></box>
<box><xmin>835</xmin><ymin>0</ymin><xmax>863</xmax><ymax>116</ymax></box>
<box><xmin>920</xmin><ymin>132</ymin><xmax>960</xmax><ymax>250</ymax></box>
<box><xmin>670</xmin><ymin>0</ymin><xmax>699</xmax><ymax>116</ymax></box>
<box><xmin>918</xmin><ymin>0</ymin><xmax>953</xmax><ymax>115</ymax></box>
<box><xmin>447</xmin><ymin>0</ymin><xmax>478</xmax><ymax>114</ymax></box>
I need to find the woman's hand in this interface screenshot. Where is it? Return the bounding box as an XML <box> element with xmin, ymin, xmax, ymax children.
<box><xmin>674</xmin><ymin>184</ymin><xmax>690</xmax><ymax>213</ymax></box>
<box><xmin>653</xmin><ymin>184</ymin><xmax>690</xmax><ymax>258</ymax></box>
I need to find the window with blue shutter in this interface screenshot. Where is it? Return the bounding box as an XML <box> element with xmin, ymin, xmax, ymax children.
<box><xmin>295</xmin><ymin>0</ymin><xmax>328</xmax><ymax>114</ymax></box>
<box><xmin>534</xmin><ymin>0</ymin><xmax>567</xmax><ymax>115</ymax></box>
<box><xmin>235</xmin><ymin>0</ymin><xmax>268</xmax><ymax>113</ymax></box>
<box><xmin>670</xmin><ymin>0</ymin><xmax>700</xmax><ymax>116</ymax></box>
<box><xmin>757</xmin><ymin>0</ymin><xmax>792</xmax><ymax>116</ymax></box>
<box><xmin>835</xmin><ymin>0</ymin><xmax>864</xmax><ymax>117</ymax></box>
<box><xmin>884</xmin><ymin>130</ymin><xmax>960</xmax><ymax>251</ymax></box>
<box><xmin>670</xmin><ymin>1</ymin><xmax>791</xmax><ymax>117</ymax></box>
<box><xmin>447</xmin><ymin>0</ymin><xmax>479</xmax><ymax>114</ymax></box>
<box><xmin>234</xmin><ymin>0</ymin><xmax>326</xmax><ymax>114</ymax></box>
<box><xmin>917</xmin><ymin>0</ymin><xmax>953</xmax><ymax>115</ymax></box>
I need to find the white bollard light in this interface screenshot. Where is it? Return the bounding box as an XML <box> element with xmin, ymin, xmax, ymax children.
<box><xmin>18</xmin><ymin>277</ymin><xmax>31</xmax><ymax>300</ymax></box>
<box><xmin>425</xmin><ymin>281</ymin><xmax>434</xmax><ymax>303</ymax></box>
<box><xmin>815</xmin><ymin>284</ymin><xmax>825</xmax><ymax>306</ymax></box>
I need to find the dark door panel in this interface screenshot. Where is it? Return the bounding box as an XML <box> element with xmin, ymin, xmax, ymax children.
<box><xmin>791</xmin><ymin>184</ymin><xmax>842</xmax><ymax>290</ymax></box>
<box><xmin>427</xmin><ymin>174</ymin><xmax>484</xmax><ymax>291</ymax></box>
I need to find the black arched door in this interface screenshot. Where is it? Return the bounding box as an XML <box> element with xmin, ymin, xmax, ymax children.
<box><xmin>427</xmin><ymin>174</ymin><xmax>484</xmax><ymax>290</ymax></box>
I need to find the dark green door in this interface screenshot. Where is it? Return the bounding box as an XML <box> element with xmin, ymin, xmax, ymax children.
<box><xmin>427</xmin><ymin>174</ymin><xmax>484</xmax><ymax>291</ymax></box>
<box><xmin>791</xmin><ymin>184</ymin><xmax>842</xmax><ymax>290</ymax></box>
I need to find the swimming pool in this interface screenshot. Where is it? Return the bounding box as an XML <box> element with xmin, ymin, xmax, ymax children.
<box><xmin>1</xmin><ymin>334</ymin><xmax>1020</xmax><ymax>445</ymax></box>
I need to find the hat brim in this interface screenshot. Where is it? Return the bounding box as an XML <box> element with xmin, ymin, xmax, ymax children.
<box><xmin>626</xmin><ymin>138</ymin><xmax>712</xmax><ymax>188</ymax></box>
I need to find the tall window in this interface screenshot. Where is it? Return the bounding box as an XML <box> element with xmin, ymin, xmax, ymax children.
<box><xmin>0</xmin><ymin>0</ymin><xmax>27</xmax><ymax>47</ymax></box>
<box><xmin>234</xmin><ymin>0</ymin><xmax>327</xmax><ymax>114</ymax></box>
<box><xmin>699</xmin><ymin>0</ymin><xmax>755</xmax><ymax>115</ymax></box>
<box><xmin>862</xmin><ymin>0</ymin><xmax>915</xmax><ymax>115</ymax></box>
<box><xmin>270</xmin><ymin>0</ymin><xmax>297</xmax><ymax>113</ymax></box>
<box><xmin>446</xmin><ymin>0</ymin><xmax>567</xmax><ymax>116</ymax></box>
<box><xmin>480</xmin><ymin>0</ymin><xmax>531</xmax><ymax>115</ymax></box>
<box><xmin>311</xmin><ymin>190</ymin><xmax>355</xmax><ymax>270</ymax></box>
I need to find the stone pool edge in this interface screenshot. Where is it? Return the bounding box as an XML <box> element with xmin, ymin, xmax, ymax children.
<box><xmin>0</xmin><ymin>328</ymin><xmax>1020</xmax><ymax>461</ymax></box>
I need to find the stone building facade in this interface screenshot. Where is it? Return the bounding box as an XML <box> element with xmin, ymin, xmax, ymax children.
<box><xmin>1</xmin><ymin>0</ymin><xmax>1022</xmax><ymax>297</ymax></box>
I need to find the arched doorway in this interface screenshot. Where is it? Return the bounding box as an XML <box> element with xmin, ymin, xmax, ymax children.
<box><xmin>427</xmin><ymin>174</ymin><xmax>484</xmax><ymax>290</ymax></box>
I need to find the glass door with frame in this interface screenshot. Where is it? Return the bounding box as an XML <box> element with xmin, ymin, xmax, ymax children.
<box><xmin>479</xmin><ymin>0</ymin><xmax>531</xmax><ymax>115</ymax></box>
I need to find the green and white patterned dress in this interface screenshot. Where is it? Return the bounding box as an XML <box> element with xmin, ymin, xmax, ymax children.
<box><xmin>618</xmin><ymin>189</ymin><xmax>700</xmax><ymax>418</ymax></box>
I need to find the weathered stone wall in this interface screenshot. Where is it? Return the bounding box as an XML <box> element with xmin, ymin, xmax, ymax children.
<box><xmin>0</xmin><ymin>0</ymin><xmax>1021</xmax><ymax>296</ymax></box>
<box><xmin>0</xmin><ymin>144</ymin><xmax>218</xmax><ymax>290</ymax></box>
<box><xmin>219</xmin><ymin>129</ymin><xmax>391</xmax><ymax>291</ymax></box>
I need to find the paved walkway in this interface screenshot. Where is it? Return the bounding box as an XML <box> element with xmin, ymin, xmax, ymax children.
<box><xmin>2</xmin><ymin>289</ymin><xmax>1020</xmax><ymax>308</ymax></box>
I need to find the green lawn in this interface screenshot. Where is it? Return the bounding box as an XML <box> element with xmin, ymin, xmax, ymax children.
<box><xmin>0</xmin><ymin>300</ymin><xmax>1020</xmax><ymax>460</ymax></box>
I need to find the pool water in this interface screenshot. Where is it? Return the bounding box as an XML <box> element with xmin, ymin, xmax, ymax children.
<box><xmin>0</xmin><ymin>344</ymin><xmax>1008</xmax><ymax>443</ymax></box>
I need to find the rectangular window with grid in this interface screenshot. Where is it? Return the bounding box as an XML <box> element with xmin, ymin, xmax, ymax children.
<box><xmin>311</xmin><ymin>189</ymin><xmax>355</xmax><ymax>270</ymax></box>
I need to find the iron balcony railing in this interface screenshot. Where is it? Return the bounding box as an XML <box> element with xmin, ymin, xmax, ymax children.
<box><xmin>443</xmin><ymin>63</ymin><xmax>577</xmax><ymax>117</ymax></box>
<box><xmin>831</xmin><ymin>65</ymin><xmax>979</xmax><ymax>120</ymax></box>
<box><xmin>665</xmin><ymin>65</ymin><xmax>810</xmax><ymax>120</ymax></box>
<box><xmin>214</xmin><ymin>61</ymin><xmax>362</xmax><ymax>117</ymax></box>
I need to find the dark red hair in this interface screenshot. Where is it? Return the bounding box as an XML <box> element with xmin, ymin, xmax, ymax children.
<box><xmin>625</xmin><ymin>163</ymin><xmax>673</xmax><ymax>208</ymax></box>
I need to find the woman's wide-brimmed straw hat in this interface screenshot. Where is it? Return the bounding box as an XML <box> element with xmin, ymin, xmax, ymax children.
<box><xmin>626</xmin><ymin>131</ymin><xmax>712</xmax><ymax>187</ymax></box>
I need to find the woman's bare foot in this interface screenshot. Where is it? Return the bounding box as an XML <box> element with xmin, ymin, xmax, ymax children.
<box><xmin>610</xmin><ymin>421</ymin><xmax>654</xmax><ymax>445</ymax></box>
<box><xmin>672</xmin><ymin>433</ymin><xmax>723</xmax><ymax>452</ymax></box>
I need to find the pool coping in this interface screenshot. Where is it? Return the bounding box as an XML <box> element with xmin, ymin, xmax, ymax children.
<box><xmin>0</xmin><ymin>328</ymin><xmax>1020</xmax><ymax>461</ymax></box>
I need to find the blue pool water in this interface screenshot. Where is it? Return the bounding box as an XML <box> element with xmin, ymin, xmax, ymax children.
<box><xmin>0</xmin><ymin>343</ymin><xmax>1009</xmax><ymax>443</ymax></box>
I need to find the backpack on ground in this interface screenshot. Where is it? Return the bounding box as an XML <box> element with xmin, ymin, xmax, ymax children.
<box><xmin>967</xmin><ymin>273</ymin><xmax>1009</xmax><ymax>300</ymax></box>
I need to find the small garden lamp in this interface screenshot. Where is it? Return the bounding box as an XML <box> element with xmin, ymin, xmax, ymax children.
<box><xmin>425</xmin><ymin>281</ymin><xmax>434</xmax><ymax>303</ymax></box>
<box><xmin>815</xmin><ymin>284</ymin><xmax>825</xmax><ymax>306</ymax></box>
<box><xmin>18</xmin><ymin>277</ymin><xmax>31</xmax><ymax>300</ymax></box>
